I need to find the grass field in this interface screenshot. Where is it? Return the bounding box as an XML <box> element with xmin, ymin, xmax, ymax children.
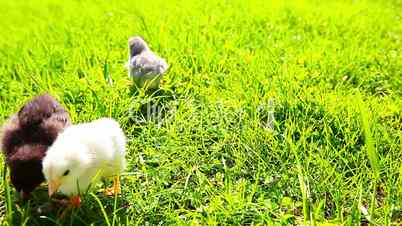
<box><xmin>0</xmin><ymin>0</ymin><xmax>401</xmax><ymax>225</ymax></box>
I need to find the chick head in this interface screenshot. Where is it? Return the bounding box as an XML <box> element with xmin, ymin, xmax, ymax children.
<box><xmin>128</xmin><ymin>36</ymin><xmax>149</xmax><ymax>57</ymax></box>
<box><xmin>18</xmin><ymin>94</ymin><xmax>58</xmax><ymax>128</ymax></box>
<box><xmin>42</xmin><ymin>139</ymin><xmax>92</xmax><ymax>197</ymax></box>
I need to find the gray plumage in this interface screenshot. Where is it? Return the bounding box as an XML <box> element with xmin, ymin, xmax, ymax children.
<box><xmin>126</xmin><ymin>36</ymin><xmax>168</xmax><ymax>89</ymax></box>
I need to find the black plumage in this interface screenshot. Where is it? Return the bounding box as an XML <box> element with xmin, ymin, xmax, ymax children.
<box><xmin>1</xmin><ymin>93</ymin><xmax>71</xmax><ymax>199</ymax></box>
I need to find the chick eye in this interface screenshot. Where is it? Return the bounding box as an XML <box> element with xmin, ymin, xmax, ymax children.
<box><xmin>63</xmin><ymin>170</ymin><xmax>70</xmax><ymax>176</ymax></box>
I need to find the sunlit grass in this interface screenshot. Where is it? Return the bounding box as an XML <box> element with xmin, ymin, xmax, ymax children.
<box><xmin>0</xmin><ymin>0</ymin><xmax>401</xmax><ymax>225</ymax></box>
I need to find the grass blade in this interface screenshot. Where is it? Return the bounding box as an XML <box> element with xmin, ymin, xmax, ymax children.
<box><xmin>90</xmin><ymin>193</ymin><xmax>111</xmax><ymax>226</ymax></box>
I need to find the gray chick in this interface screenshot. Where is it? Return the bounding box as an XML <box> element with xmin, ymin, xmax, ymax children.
<box><xmin>126</xmin><ymin>36</ymin><xmax>168</xmax><ymax>89</ymax></box>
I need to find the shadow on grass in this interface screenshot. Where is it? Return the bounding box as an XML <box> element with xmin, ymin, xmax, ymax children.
<box><xmin>9</xmin><ymin>187</ymin><xmax>129</xmax><ymax>226</ymax></box>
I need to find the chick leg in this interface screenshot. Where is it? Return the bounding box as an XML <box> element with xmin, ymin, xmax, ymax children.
<box><xmin>103</xmin><ymin>176</ymin><xmax>121</xmax><ymax>196</ymax></box>
<box><xmin>113</xmin><ymin>176</ymin><xmax>121</xmax><ymax>194</ymax></box>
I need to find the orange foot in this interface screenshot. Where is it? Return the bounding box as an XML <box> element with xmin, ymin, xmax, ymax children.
<box><xmin>52</xmin><ymin>196</ymin><xmax>81</xmax><ymax>208</ymax></box>
<box><xmin>103</xmin><ymin>176</ymin><xmax>121</xmax><ymax>196</ymax></box>
<box><xmin>52</xmin><ymin>195</ymin><xmax>81</xmax><ymax>219</ymax></box>
<box><xmin>69</xmin><ymin>195</ymin><xmax>81</xmax><ymax>208</ymax></box>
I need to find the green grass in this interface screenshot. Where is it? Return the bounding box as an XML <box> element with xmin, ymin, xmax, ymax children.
<box><xmin>0</xmin><ymin>0</ymin><xmax>401</xmax><ymax>225</ymax></box>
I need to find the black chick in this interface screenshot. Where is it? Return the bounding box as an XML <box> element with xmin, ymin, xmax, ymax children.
<box><xmin>0</xmin><ymin>93</ymin><xmax>71</xmax><ymax>199</ymax></box>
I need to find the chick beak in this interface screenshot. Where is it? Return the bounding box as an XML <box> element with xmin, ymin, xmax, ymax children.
<box><xmin>48</xmin><ymin>180</ymin><xmax>61</xmax><ymax>197</ymax></box>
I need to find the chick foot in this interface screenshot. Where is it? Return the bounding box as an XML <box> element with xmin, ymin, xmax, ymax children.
<box><xmin>103</xmin><ymin>176</ymin><xmax>121</xmax><ymax>196</ymax></box>
<box><xmin>69</xmin><ymin>195</ymin><xmax>81</xmax><ymax>208</ymax></box>
<box><xmin>52</xmin><ymin>195</ymin><xmax>81</xmax><ymax>219</ymax></box>
<box><xmin>52</xmin><ymin>195</ymin><xmax>81</xmax><ymax>208</ymax></box>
